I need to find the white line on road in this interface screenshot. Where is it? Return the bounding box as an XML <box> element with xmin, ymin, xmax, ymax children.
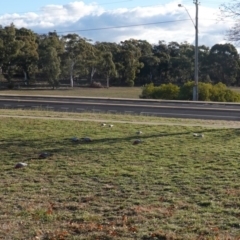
<box><xmin>92</xmin><ymin>109</ymin><xmax>102</xmax><ymax>113</ymax></box>
<box><xmin>125</xmin><ymin>111</ymin><xmax>134</xmax><ymax>114</ymax></box>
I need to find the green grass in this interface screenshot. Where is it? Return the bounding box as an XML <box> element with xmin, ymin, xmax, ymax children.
<box><xmin>1</xmin><ymin>113</ymin><xmax>240</xmax><ymax>239</ymax></box>
<box><xmin>0</xmin><ymin>87</ymin><xmax>142</xmax><ymax>98</ymax></box>
<box><xmin>0</xmin><ymin>108</ymin><xmax>240</xmax><ymax>129</ymax></box>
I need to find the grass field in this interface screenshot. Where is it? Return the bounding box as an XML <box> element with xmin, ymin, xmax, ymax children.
<box><xmin>1</xmin><ymin>111</ymin><xmax>240</xmax><ymax>239</ymax></box>
<box><xmin>0</xmin><ymin>87</ymin><xmax>142</xmax><ymax>99</ymax></box>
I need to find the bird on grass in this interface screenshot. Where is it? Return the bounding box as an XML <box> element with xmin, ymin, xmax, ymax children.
<box><xmin>109</xmin><ymin>124</ymin><xmax>114</xmax><ymax>128</ymax></box>
<box><xmin>15</xmin><ymin>162</ymin><xmax>28</xmax><ymax>169</ymax></box>
<box><xmin>133</xmin><ymin>139</ymin><xmax>142</xmax><ymax>145</ymax></box>
<box><xmin>71</xmin><ymin>137</ymin><xmax>79</xmax><ymax>142</ymax></box>
<box><xmin>101</xmin><ymin>123</ymin><xmax>106</xmax><ymax>126</ymax></box>
<box><xmin>38</xmin><ymin>152</ymin><xmax>53</xmax><ymax>159</ymax></box>
<box><xmin>81</xmin><ymin>137</ymin><xmax>92</xmax><ymax>143</ymax></box>
<box><xmin>136</xmin><ymin>131</ymin><xmax>143</xmax><ymax>135</ymax></box>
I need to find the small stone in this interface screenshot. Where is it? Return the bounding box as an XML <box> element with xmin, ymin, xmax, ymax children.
<box><xmin>109</xmin><ymin>125</ymin><xmax>114</xmax><ymax>128</ymax></box>
<box><xmin>15</xmin><ymin>162</ymin><xmax>27</xmax><ymax>169</ymax></box>
<box><xmin>136</xmin><ymin>131</ymin><xmax>143</xmax><ymax>135</ymax></box>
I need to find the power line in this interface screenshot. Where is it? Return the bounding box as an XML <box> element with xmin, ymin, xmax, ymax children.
<box><xmin>55</xmin><ymin>19</ymin><xmax>192</xmax><ymax>33</ymax></box>
<box><xmin>0</xmin><ymin>18</ymin><xmax>231</xmax><ymax>37</ymax></box>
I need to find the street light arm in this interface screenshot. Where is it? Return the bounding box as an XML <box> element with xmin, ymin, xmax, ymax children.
<box><xmin>178</xmin><ymin>4</ymin><xmax>196</xmax><ymax>30</ymax></box>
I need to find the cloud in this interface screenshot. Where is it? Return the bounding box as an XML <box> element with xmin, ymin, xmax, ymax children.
<box><xmin>0</xmin><ymin>0</ymin><xmax>234</xmax><ymax>48</ymax></box>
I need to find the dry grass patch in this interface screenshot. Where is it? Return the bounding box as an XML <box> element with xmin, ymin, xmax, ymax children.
<box><xmin>0</xmin><ymin>87</ymin><xmax>142</xmax><ymax>99</ymax></box>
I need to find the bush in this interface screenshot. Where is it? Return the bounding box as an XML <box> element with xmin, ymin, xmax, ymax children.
<box><xmin>140</xmin><ymin>81</ymin><xmax>240</xmax><ymax>102</ymax></box>
<box><xmin>198</xmin><ymin>83</ymin><xmax>212</xmax><ymax>101</ymax></box>
<box><xmin>90</xmin><ymin>81</ymin><xmax>104</xmax><ymax>88</ymax></box>
<box><xmin>140</xmin><ymin>83</ymin><xmax>179</xmax><ymax>100</ymax></box>
<box><xmin>140</xmin><ymin>83</ymin><xmax>155</xmax><ymax>98</ymax></box>
<box><xmin>178</xmin><ymin>81</ymin><xmax>194</xmax><ymax>100</ymax></box>
<box><xmin>157</xmin><ymin>83</ymin><xmax>179</xmax><ymax>100</ymax></box>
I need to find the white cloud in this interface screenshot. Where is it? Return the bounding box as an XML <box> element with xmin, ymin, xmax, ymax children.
<box><xmin>0</xmin><ymin>0</ymin><xmax>235</xmax><ymax>48</ymax></box>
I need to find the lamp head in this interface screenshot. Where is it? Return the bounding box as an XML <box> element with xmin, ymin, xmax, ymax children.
<box><xmin>178</xmin><ymin>4</ymin><xmax>183</xmax><ymax>7</ymax></box>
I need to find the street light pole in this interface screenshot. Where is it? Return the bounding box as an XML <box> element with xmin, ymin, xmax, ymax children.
<box><xmin>178</xmin><ymin>1</ymin><xmax>199</xmax><ymax>101</ymax></box>
<box><xmin>193</xmin><ymin>0</ymin><xmax>199</xmax><ymax>101</ymax></box>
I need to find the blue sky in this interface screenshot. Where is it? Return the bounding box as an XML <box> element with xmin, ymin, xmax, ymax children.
<box><xmin>0</xmin><ymin>0</ymin><xmax>233</xmax><ymax>48</ymax></box>
<box><xmin>1</xmin><ymin>0</ymin><xmax>223</xmax><ymax>14</ymax></box>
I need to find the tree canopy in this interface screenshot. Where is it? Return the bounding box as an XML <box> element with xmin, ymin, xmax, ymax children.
<box><xmin>0</xmin><ymin>24</ymin><xmax>240</xmax><ymax>88</ymax></box>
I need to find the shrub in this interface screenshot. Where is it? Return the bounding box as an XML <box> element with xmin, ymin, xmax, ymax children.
<box><xmin>141</xmin><ymin>81</ymin><xmax>240</xmax><ymax>102</ymax></box>
<box><xmin>140</xmin><ymin>83</ymin><xmax>155</xmax><ymax>98</ymax></box>
<box><xmin>178</xmin><ymin>81</ymin><xmax>194</xmax><ymax>100</ymax></box>
<box><xmin>198</xmin><ymin>83</ymin><xmax>212</xmax><ymax>101</ymax></box>
<box><xmin>140</xmin><ymin>83</ymin><xmax>179</xmax><ymax>100</ymax></box>
<box><xmin>157</xmin><ymin>83</ymin><xmax>180</xmax><ymax>100</ymax></box>
<box><xmin>90</xmin><ymin>81</ymin><xmax>104</xmax><ymax>88</ymax></box>
<box><xmin>224</xmin><ymin>89</ymin><xmax>240</xmax><ymax>102</ymax></box>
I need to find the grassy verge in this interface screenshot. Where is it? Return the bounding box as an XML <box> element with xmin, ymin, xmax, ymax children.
<box><xmin>0</xmin><ymin>108</ymin><xmax>240</xmax><ymax>128</ymax></box>
<box><xmin>0</xmin><ymin>87</ymin><xmax>142</xmax><ymax>99</ymax></box>
<box><xmin>0</xmin><ymin>112</ymin><xmax>240</xmax><ymax>239</ymax></box>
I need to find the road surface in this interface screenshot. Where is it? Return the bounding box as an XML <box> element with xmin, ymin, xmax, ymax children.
<box><xmin>0</xmin><ymin>95</ymin><xmax>239</xmax><ymax>121</ymax></box>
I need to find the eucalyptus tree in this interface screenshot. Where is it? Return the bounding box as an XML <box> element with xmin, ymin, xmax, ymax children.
<box><xmin>220</xmin><ymin>1</ymin><xmax>240</xmax><ymax>42</ymax></box>
<box><xmin>99</xmin><ymin>52</ymin><xmax>117</xmax><ymax>88</ymax></box>
<box><xmin>40</xmin><ymin>46</ymin><xmax>61</xmax><ymax>89</ymax></box>
<box><xmin>152</xmin><ymin>40</ymin><xmax>171</xmax><ymax>83</ymax></box>
<box><xmin>136</xmin><ymin>40</ymin><xmax>160</xmax><ymax>85</ymax></box>
<box><xmin>198</xmin><ymin>45</ymin><xmax>211</xmax><ymax>82</ymax></box>
<box><xmin>0</xmin><ymin>24</ymin><xmax>22</xmax><ymax>82</ymax></box>
<box><xmin>62</xmin><ymin>34</ymin><xmax>95</xmax><ymax>87</ymax></box>
<box><xmin>208</xmin><ymin>43</ymin><xmax>240</xmax><ymax>85</ymax></box>
<box><xmin>15</xmin><ymin>27</ymin><xmax>39</xmax><ymax>85</ymax></box>
<box><xmin>118</xmin><ymin>39</ymin><xmax>144</xmax><ymax>86</ymax></box>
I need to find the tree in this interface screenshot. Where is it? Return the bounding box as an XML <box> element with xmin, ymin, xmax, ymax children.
<box><xmin>220</xmin><ymin>1</ymin><xmax>240</xmax><ymax>42</ymax></box>
<box><xmin>152</xmin><ymin>40</ymin><xmax>171</xmax><ymax>83</ymax></box>
<box><xmin>0</xmin><ymin>24</ymin><xmax>22</xmax><ymax>82</ymax></box>
<box><xmin>208</xmin><ymin>43</ymin><xmax>240</xmax><ymax>85</ymax></box>
<box><xmin>15</xmin><ymin>28</ymin><xmax>39</xmax><ymax>85</ymax></box>
<box><xmin>99</xmin><ymin>52</ymin><xmax>117</xmax><ymax>88</ymax></box>
<box><xmin>40</xmin><ymin>46</ymin><xmax>61</xmax><ymax>89</ymax></box>
<box><xmin>62</xmin><ymin>34</ymin><xmax>94</xmax><ymax>87</ymax></box>
<box><xmin>118</xmin><ymin>39</ymin><xmax>144</xmax><ymax>86</ymax></box>
<box><xmin>168</xmin><ymin>41</ymin><xmax>194</xmax><ymax>83</ymax></box>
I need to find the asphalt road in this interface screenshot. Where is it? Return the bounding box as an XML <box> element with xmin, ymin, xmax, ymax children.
<box><xmin>0</xmin><ymin>95</ymin><xmax>239</xmax><ymax>120</ymax></box>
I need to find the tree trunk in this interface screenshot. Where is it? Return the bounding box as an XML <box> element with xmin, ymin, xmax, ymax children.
<box><xmin>90</xmin><ymin>66</ymin><xmax>96</xmax><ymax>84</ymax></box>
<box><xmin>70</xmin><ymin>73</ymin><xmax>73</xmax><ymax>88</ymax></box>
<box><xmin>107</xmin><ymin>76</ymin><xmax>109</xmax><ymax>89</ymax></box>
<box><xmin>70</xmin><ymin>61</ymin><xmax>75</xmax><ymax>88</ymax></box>
<box><xmin>23</xmin><ymin>70</ymin><xmax>28</xmax><ymax>85</ymax></box>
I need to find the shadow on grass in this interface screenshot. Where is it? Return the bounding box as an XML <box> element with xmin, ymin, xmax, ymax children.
<box><xmin>0</xmin><ymin>128</ymin><xmax>225</xmax><ymax>159</ymax></box>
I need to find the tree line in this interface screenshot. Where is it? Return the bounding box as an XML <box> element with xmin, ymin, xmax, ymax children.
<box><xmin>0</xmin><ymin>23</ymin><xmax>240</xmax><ymax>89</ymax></box>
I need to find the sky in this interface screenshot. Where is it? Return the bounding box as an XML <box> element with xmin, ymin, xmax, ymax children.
<box><xmin>0</xmin><ymin>0</ymin><xmax>234</xmax><ymax>48</ymax></box>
